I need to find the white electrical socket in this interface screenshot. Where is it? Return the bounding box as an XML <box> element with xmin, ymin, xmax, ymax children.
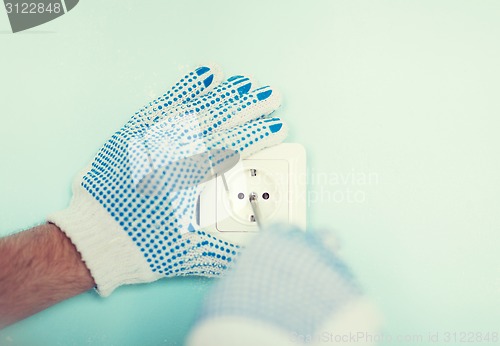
<box><xmin>198</xmin><ymin>143</ymin><xmax>306</xmax><ymax>245</ymax></box>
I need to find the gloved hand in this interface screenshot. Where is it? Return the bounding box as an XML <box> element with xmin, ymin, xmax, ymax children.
<box><xmin>48</xmin><ymin>65</ymin><xmax>286</xmax><ymax>296</ymax></box>
<box><xmin>187</xmin><ymin>225</ymin><xmax>381</xmax><ymax>346</ymax></box>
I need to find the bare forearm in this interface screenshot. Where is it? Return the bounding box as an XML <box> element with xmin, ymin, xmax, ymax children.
<box><xmin>0</xmin><ymin>223</ymin><xmax>95</xmax><ymax>328</ymax></box>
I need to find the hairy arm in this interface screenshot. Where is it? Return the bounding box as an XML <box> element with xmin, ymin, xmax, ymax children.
<box><xmin>0</xmin><ymin>223</ymin><xmax>95</xmax><ymax>329</ymax></box>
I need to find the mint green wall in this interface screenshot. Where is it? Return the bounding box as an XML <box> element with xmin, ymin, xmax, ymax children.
<box><xmin>1</xmin><ymin>1</ymin><xmax>499</xmax><ymax>345</ymax></box>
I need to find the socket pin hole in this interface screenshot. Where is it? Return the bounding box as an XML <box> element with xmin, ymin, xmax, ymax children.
<box><xmin>262</xmin><ymin>192</ymin><xmax>270</xmax><ymax>200</ymax></box>
<box><xmin>238</xmin><ymin>192</ymin><xmax>245</xmax><ymax>199</ymax></box>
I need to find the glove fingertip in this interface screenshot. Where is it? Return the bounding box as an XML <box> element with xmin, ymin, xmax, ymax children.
<box><xmin>264</xmin><ymin>117</ymin><xmax>288</xmax><ymax>137</ymax></box>
<box><xmin>255</xmin><ymin>86</ymin><xmax>283</xmax><ymax>113</ymax></box>
<box><xmin>195</xmin><ymin>63</ymin><xmax>224</xmax><ymax>92</ymax></box>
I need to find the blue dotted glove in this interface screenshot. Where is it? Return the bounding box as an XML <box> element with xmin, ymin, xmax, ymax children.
<box><xmin>48</xmin><ymin>65</ymin><xmax>287</xmax><ymax>296</ymax></box>
<box><xmin>188</xmin><ymin>226</ymin><xmax>381</xmax><ymax>346</ymax></box>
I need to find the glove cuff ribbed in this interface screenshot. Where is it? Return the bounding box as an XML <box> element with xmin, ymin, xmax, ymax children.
<box><xmin>47</xmin><ymin>185</ymin><xmax>159</xmax><ymax>296</ymax></box>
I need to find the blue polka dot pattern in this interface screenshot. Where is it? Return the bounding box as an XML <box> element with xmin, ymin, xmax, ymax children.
<box><xmin>77</xmin><ymin>65</ymin><xmax>287</xmax><ymax>278</ymax></box>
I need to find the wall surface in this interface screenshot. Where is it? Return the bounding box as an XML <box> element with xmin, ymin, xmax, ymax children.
<box><xmin>1</xmin><ymin>1</ymin><xmax>499</xmax><ymax>345</ymax></box>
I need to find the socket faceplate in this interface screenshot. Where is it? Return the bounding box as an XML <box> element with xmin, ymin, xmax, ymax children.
<box><xmin>218</xmin><ymin>159</ymin><xmax>289</xmax><ymax>230</ymax></box>
<box><xmin>198</xmin><ymin>143</ymin><xmax>306</xmax><ymax>244</ymax></box>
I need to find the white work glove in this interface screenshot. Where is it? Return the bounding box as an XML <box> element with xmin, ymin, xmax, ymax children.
<box><xmin>188</xmin><ymin>225</ymin><xmax>381</xmax><ymax>346</ymax></box>
<box><xmin>49</xmin><ymin>65</ymin><xmax>286</xmax><ymax>296</ymax></box>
